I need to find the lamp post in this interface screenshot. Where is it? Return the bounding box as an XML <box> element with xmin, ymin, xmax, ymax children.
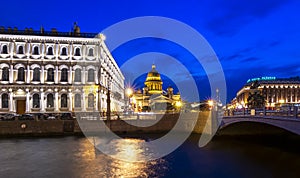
<box><xmin>126</xmin><ymin>88</ymin><xmax>133</xmax><ymax>112</ymax></box>
<box><xmin>107</xmin><ymin>78</ymin><xmax>111</xmax><ymax>121</ymax></box>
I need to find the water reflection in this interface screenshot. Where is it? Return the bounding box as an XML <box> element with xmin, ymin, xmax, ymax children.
<box><xmin>0</xmin><ymin>136</ymin><xmax>299</xmax><ymax>177</ymax></box>
<box><xmin>84</xmin><ymin>137</ymin><xmax>168</xmax><ymax>177</ymax></box>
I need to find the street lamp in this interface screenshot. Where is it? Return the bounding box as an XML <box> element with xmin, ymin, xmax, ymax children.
<box><xmin>107</xmin><ymin>78</ymin><xmax>111</xmax><ymax>121</ymax></box>
<box><xmin>126</xmin><ymin>88</ymin><xmax>133</xmax><ymax>111</ymax></box>
<box><xmin>208</xmin><ymin>100</ymin><xmax>214</xmax><ymax>107</ymax></box>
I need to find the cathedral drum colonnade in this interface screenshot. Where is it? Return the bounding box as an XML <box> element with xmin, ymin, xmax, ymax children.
<box><xmin>0</xmin><ymin>25</ymin><xmax>125</xmax><ymax>115</ymax></box>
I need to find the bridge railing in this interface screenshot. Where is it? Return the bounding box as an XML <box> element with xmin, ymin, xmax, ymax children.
<box><xmin>224</xmin><ymin>106</ymin><xmax>299</xmax><ymax>119</ymax></box>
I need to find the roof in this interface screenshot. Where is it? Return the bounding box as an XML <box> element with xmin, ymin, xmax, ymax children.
<box><xmin>245</xmin><ymin>77</ymin><xmax>300</xmax><ymax>86</ymax></box>
<box><xmin>0</xmin><ymin>28</ymin><xmax>98</xmax><ymax>38</ymax></box>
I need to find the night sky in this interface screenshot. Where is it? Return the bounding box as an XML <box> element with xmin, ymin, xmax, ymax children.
<box><xmin>1</xmin><ymin>0</ymin><xmax>300</xmax><ymax>102</ymax></box>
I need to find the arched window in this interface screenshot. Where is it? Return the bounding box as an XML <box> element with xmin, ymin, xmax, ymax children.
<box><xmin>1</xmin><ymin>93</ymin><xmax>8</xmax><ymax>108</ymax></box>
<box><xmin>17</xmin><ymin>67</ymin><xmax>25</xmax><ymax>81</ymax></box>
<box><xmin>88</xmin><ymin>48</ymin><xmax>94</xmax><ymax>56</ymax></box>
<box><xmin>61</xmin><ymin>94</ymin><xmax>68</xmax><ymax>108</ymax></box>
<box><xmin>47</xmin><ymin>68</ymin><xmax>54</xmax><ymax>82</ymax></box>
<box><xmin>18</xmin><ymin>46</ymin><xmax>24</xmax><ymax>54</ymax></box>
<box><xmin>75</xmin><ymin>94</ymin><xmax>81</xmax><ymax>108</ymax></box>
<box><xmin>32</xmin><ymin>68</ymin><xmax>40</xmax><ymax>81</ymax></box>
<box><xmin>61</xmin><ymin>47</ymin><xmax>67</xmax><ymax>56</ymax></box>
<box><xmin>61</xmin><ymin>68</ymin><xmax>68</xmax><ymax>82</ymax></box>
<box><xmin>74</xmin><ymin>68</ymin><xmax>81</xmax><ymax>82</ymax></box>
<box><xmin>32</xmin><ymin>93</ymin><xmax>40</xmax><ymax>108</ymax></box>
<box><xmin>2</xmin><ymin>67</ymin><xmax>9</xmax><ymax>81</ymax></box>
<box><xmin>87</xmin><ymin>69</ymin><xmax>94</xmax><ymax>82</ymax></box>
<box><xmin>33</xmin><ymin>46</ymin><xmax>39</xmax><ymax>55</ymax></box>
<box><xmin>47</xmin><ymin>94</ymin><xmax>54</xmax><ymax>108</ymax></box>
<box><xmin>88</xmin><ymin>93</ymin><xmax>94</xmax><ymax>108</ymax></box>
<box><xmin>1</xmin><ymin>45</ymin><xmax>8</xmax><ymax>54</ymax></box>
<box><xmin>47</xmin><ymin>47</ymin><xmax>53</xmax><ymax>55</ymax></box>
<box><xmin>74</xmin><ymin>48</ymin><xmax>81</xmax><ymax>56</ymax></box>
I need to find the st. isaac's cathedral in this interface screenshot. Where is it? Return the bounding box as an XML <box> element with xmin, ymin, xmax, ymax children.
<box><xmin>130</xmin><ymin>64</ymin><xmax>181</xmax><ymax>112</ymax></box>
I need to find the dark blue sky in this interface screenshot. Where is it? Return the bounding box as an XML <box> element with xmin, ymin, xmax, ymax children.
<box><xmin>1</xmin><ymin>0</ymin><xmax>300</xmax><ymax>102</ymax></box>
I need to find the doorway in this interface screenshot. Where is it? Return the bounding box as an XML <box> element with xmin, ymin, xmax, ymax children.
<box><xmin>17</xmin><ymin>100</ymin><xmax>26</xmax><ymax>114</ymax></box>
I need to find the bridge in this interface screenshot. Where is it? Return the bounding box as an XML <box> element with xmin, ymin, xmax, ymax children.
<box><xmin>221</xmin><ymin>115</ymin><xmax>300</xmax><ymax>135</ymax></box>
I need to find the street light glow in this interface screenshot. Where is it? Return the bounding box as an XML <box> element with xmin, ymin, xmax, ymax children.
<box><xmin>208</xmin><ymin>100</ymin><xmax>214</xmax><ymax>107</ymax></box>
<box><xmin>126</xmin><ymin>88</ymin><xmax>133</xmax><ymax>96</ymax></box>
<box><xmin>175</xmin><ymin>101</ymin><xmax>182</xmax><ymax>107</ymax></box>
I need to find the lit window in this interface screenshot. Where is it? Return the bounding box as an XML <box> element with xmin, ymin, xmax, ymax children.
<box><xmin>61</xmin><ymin>94</ymin><xmax>68</xmax><ymax>108</ymax></box>
<box><xmin>32</xmin><ymin>68</ymin><xmax>40</xmax><ymax>81</ymax></box>
<box><xmin>1</xmin><ymin>93</ymin><xmax>8</xmax><ymax>108</ymax></box>
<box><xmin>2</xmin><ymin>67</ymin><xmax>9</xmax><ymax>81</ymax></box>
<box><xmin>75</xmin><ymin>94</ymin><xmax>81</xmax><ymax>108</ymax></box>
<box><xmin>88</xmin><ymin>93</ymin><xmax>94</xmax><ymax>108</ymax></box>
<box><xmin>32</xmin><ymin>94</ymin><xmax>40</xmax><ymax>108</ymax></box>
<box><xmin>87</xmin><ymin>69</ymin><xmax>94</xmax><ymax>82</ymax></box>
<box><xmin>74</xmin><ymin>68</ymin><xmax>81</xmax><ymax>82</ymax></box>
<box><xmin>61</xmin><ymin>68</ymin><xmax>68</xmax><ymax>82</ymax></box>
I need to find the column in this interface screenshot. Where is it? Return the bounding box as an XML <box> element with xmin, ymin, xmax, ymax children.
<box><xmin>41</xmin><ymin>66</ymin><xmax>45</xmax><ymax>83</ymax></box>
<box><xmin>68</xmin><ymin>89</ymin><xmax>72</xmax><ymax>111</ymax></box>
<box><xmin>8</xmin><ymin>89</ymin><xmax>13</xmax><ymax>112</ymax></box>
<box><xmin>82</xmin><ymin>44</ymin><xmax>86</xmax><ymax>60</ymax></box>
<box><xmin>95</xmin><ymin>89</ymin><xmax>99</xmax><ymax>111</ymax></box>
<box><xmin>9</xmin><ymin>65</ymin><xmax>13</xmax><ymax>83</ymax></box>
<box><xmin>40</xmin><ymin>89</ymin><xmax>45</xmax><ymax>112</ymax></box>
<box><xmin>55</xmin><ymin>66</ymin><xmax>58</xmax><ymax>84</ymax></box>
<box><xmin>295</xmin><ymin>88</ymin><xmax>298</xmax><ymax>103</ymax></box>
<box><xmin>27</xmin><ymin>65</ymin><xmax>30</xmax><ymax>83</ymax></box>
<box><xmin>98</xmin><ymin>88</ymin><xmax>101</xmax><ymax>111</ymax></box>
<box><xmin>26</xmin><ymin>89</ymin><xmax>30</xmax><ymax>113</ymax></box>
<box><xmin>54</xmin><ymin>89</ymin><xmax>59</xmax><ymax>111</ymax></box>
<box><xmin>68</xmin><ymin>66</ymin><xmax>72</xmax><ymax>84</ymax></box>
<box><xmin>95</xmin><ymin>67</ymin><xmax>99</xmax><ymax>84</ymax></box>
<box><xmin>276</xmin><ymin>89</ymin><xmax>278</xmax><ymax>103</ymax></box>
<box><xmin>55</xmin><ymin>43</ymin><xmax>59</xmax><ymax>60</ymax></box>
<box><xmin>69</xmin><ymin>43</ymin><xmax>73</xmax><ymax>60</ymax></box>
<box><xmin>291</xmin><ymin>88</ymin><xmax>293</xmax><ymax>103</ymax></box>
<box><xmin>266</xmin><ymin>88</ymin><xmax>271</xmax><ymax>105</ymax></box>
<box><xmin>82</xmin><ymin>67</ymin><xmax>86</xmax><ymax>84</ymax></box>
<box><xmin>82</xmin><ymin>92</ymin><xmax>86</xmax><ymax>112</ymax></box>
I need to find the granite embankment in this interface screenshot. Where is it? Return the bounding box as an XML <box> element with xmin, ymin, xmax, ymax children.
<box><xmin>0</xmin><ymin>112</ymin><xmax>212</xmax><ymax>137</ymax></box>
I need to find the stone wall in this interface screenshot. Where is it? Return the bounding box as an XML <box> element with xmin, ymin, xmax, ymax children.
<box><xmin>0</xmin><ymin>112</ymin><xmax>213</xmax><ymax>137</ymax></box>
<box><xmin>0</xmin><ymin>120</ymin><xmax>65</xmax><ymax>136</ymax></box>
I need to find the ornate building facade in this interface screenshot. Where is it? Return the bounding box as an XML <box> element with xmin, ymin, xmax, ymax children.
<box><xmin>131</xmin><ymin>64</ymin><xmax>181</xmax><ymax>112</ymax></box>
<box><xmin>234</xmin><ymin>77</ymin><xmax>300</xmax><ymax>109</ymax></box>
<box><xmin>0</xmin><ymin>25</ymin><xmax>124</xmax><ymax>115</ymax></box>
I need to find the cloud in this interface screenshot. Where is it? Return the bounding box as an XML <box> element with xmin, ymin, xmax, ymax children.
<box><xmin>239</xmin><ymin>57</ymin><xmax>260</xmax><ymax>63</ymax></box>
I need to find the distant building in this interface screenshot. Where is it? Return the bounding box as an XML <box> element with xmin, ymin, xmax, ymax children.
<box><xmin>0</xmin><ymin>24</ymin><xmax>125</xmax><ymax>115</ymax></box>
<box><xmin>234</xmin><ymin>76</ymin><xmax>300</xmax><ymax>109</ymax></box>
<box><xmin>130</xmin><ymin>64</ymin><xmax>181</xmax><ymax>112</ymax></box>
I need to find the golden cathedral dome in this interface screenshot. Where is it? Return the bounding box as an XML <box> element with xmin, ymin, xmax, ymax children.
<box><xmin>144</xmin><ymin>64</ymin><xmax>163</xmax><ymax>94</ymax></box>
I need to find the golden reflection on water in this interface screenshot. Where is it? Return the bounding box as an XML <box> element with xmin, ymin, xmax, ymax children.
<box><xmin>109</xmin><ymin>139</ymin><xmax>148</xmax><ymax>177</ymax></box>
<box><xmin>76</xmin><ymin>137</ymin><xmax>167</xmax><ymax>177</ymax></box>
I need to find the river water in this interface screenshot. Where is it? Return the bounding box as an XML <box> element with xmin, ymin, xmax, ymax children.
<box><xmin>0</xmin><ymin>134</ymin><xmax>300</xmax><ymax>178</ymax></box>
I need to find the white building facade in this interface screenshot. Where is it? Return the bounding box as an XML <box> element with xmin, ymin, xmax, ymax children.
<box><xmin>0</xmin><ymin>28</ymin><xmax>125</xmax><ymax>115</ymax></box>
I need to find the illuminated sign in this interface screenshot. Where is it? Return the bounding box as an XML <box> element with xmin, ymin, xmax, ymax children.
<box><xmin>247</xmin><ymin>76</ymin><xmax>276</xmax><ymax>83</ymax></box>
